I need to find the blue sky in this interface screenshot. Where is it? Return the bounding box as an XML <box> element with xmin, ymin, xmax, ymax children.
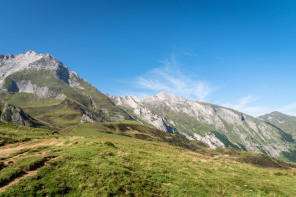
<box><xmin>1</xmin><ymin>0</ymin><xmax>296</xmax><ymax>116</ymax></box>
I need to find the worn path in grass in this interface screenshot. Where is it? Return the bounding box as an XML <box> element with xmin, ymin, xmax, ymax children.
<box><xmin>0</xmin><ymin>141</ymin><xmax>55</xmax><ymax>158</ymax></box>
<box><xmin>0</xmin><ymin>169</ymin><xmax>38</xmax><ymax>193</ymax></box>
<box><xmin>0</xmin><ymin>136</ymin><xmax>71</xmax><ymax>193</ymax></box>
<box><xmin>0</xmin><ymin>155</ymin><xmax>62</xmax><ymax>193</ymax></box>
<box><xmin>0</xmin><ymin>137</ymin><xmax>78</xmax><ymax>193</ymax></box>
<box><xmin>0</xmin><ymin>137</ymin><xmax>81</xmax><ymax>158</ymax></box>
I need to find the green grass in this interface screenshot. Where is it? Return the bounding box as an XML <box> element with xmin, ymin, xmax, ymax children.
<box><xmin>0</xmin><ymin>167</ymin><xmax>23</xmax><ymax>186</ymax></box>
<box><xmin>1</xmin><ymin>122</ymin><xmax>296</xmax><ymax>196</ymax></box>
<box><xmin>62</xmin><ymin>121</ymin><xmax>209</xmax><ymax>154</ymax></box>
<box><xmin>0</xmin><ymin>133</ymin><xmax>296</xmax><ymax>196</ymax></box>
<box><xmin>0</xmin><ymin>157</ymin><xmax>47</xmax><ymax>186</ymax></box>
<box><xmin>0</xmin><ymin>121</ymin><xmax>55</xmax><ymax>146</ymax></box>
<box><xmin>64</xmin><ymin>121</ymin><xmax>296</xmax><ymax>169</ymax></box>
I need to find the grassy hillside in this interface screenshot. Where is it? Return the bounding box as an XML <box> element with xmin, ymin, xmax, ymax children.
<box><xmin>1</xmin><ymin>70</ymin><xmax>131</xmax><ymax>128</ymax></box>
<box><xmin>63</xmin><ymin>121</ymin><xmax>296</xmax><ymax>169</ymax></box>
<box><xmin>1</xmin><ymin>122</ymin><xmax>296</xmax><ymax>196</ymax></box>
<box><xmin>61</xmin><ymin>120</ymin><xmax>209</xmax><ymax>153</ymax></box>
<box><xmin>0</xmin><ymin>121</ymin><xmax>55</xmax><ymax>146</ymax></box>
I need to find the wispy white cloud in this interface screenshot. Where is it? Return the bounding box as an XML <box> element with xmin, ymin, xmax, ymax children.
<box><xmin>183</xmin><ymin>51</ymin><xmax>199</xmax><ymax>57</ymax></box>
<box><xmin>136</xmin><ymin>55</ymin><xmax>213</xmax><ymax>100</ymax></box>
<box><xmin>222</xmin><ymin>96</ymin><xmax>270</xmax><ymax>117</ymax></box>
<box><xmin>277</xmin><ymin>103</ymin><xmax>296</xmax><ymax>116</ymax></box>
<box><xmin>222</xmin><ymin>97</ymin><xmax>296</xmax><ymax>117</ymax></box>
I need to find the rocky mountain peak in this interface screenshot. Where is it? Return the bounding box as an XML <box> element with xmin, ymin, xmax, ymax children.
<box><xmin>0</xmin><ymin>51</ymin><xmax>82</xmax><ymax>89</ymax></box>
<box><xmin>259</xmin><ymin>111</ymin><xmax>286</xmax><ymax>121</ymax></box>
<box><xmin>144</xmin><ymin>91</ymin><xmax>187</xmax><ymax>103</ymax></box>
<box><xmin>270</xmin><ymin>111</ymin><xmax>284</xmax><ymax>116</ymax></box>
<box><xmin>24</xmin><ymin>50</ymin><xmax>37</xmax><ymax>55</ymax></box>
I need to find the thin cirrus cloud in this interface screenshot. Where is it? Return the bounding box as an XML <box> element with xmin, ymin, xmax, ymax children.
<box><xmin>222</xmin><ymin>97</ymin><xmax>296</xmax><ymax>117</ymax></box>
<box><xmin>222</xmin><ymin>96</ymin><xmax>270</xmax><ymax>117</ymax></box>
<box><xmin>135</xmin><ymin>56</ymin><xmax>213</xmax><ymax>101</ymax></box>
<box><xmin>183</xmin><ymin>51</ymin><xmax>199</xmax><ymax>57</ymax></box>
<box><xmin>277</xmin><ymin>103</ymin><xmax>296</xmax><ymax>116</ymax></box>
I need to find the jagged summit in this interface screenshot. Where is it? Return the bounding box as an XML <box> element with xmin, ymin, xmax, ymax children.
<box><xmin>24</xmin><ymin>50</ymin><xmax>36</xmax><ymax>55</ymax></box>
<box><xmin>0</xmin><ymin>51</ymin><xmax>80</xmax><ymax>88</ymax></box>
<box><xmin>108</xmin><ymin>91</ymin><xmax>188</xmax><ymax>106</ymax></box>
<box><xmin>268</xmin><ymin>111</ymin><xmax>284</xmax><ymax>115</ymax></box>
<box><xmin>142</xmin><ymin>91</ymin><xmax>188</xmax><ymax>103</ymax></box>
<box><xmin>156</xmin><ymin>91</ymin><xmax>187</xmax><ymax>102</ymax></box>
<box><xmin>259</xmin><ymin>111</ymin><xmax>292</xmax><ymax>121</ymax></box>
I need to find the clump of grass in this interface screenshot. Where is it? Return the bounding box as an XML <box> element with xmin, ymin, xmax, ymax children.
<box><xmin>104</xmin><ymin>141</ymin><xmax>117</xmax><ymax>148</ymax></box>
<box><xmin>0</xmin><ymin>167</ymin><xmax>23</xmax><ymax>186</ymax></box>
<box><xmin>16</xmin><ymin>156</ymin><xmax>47</xmax><ymax>171</ymax></box>
<box><xmin>274</xmin><ymin>171</ymin><xmax>288</xmax><ymax>176</ymax></box>
<box><xmin>0</xmin><ymin>156</ymin><xmax>48</xmax><ymax>188</ymax></box>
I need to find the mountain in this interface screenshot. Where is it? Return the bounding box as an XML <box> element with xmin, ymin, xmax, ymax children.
<box><xmin>259</xmin><ymin>111</ymin><xmax>296</xmax><ymax>162</ymax></box>
<box><xmin>259</xmin><ymin>111</ymin><xmax>296</xmax><ymax>138</ymax></box>
<box><xmin>0</xmin><ymin>51</ymin><xmax>131</xmax><ymax>129</ymax></box>
<box><xmin>108</xmin><ymin>91</ymin><xmax>296</xmax><ymax>160</ymax></box>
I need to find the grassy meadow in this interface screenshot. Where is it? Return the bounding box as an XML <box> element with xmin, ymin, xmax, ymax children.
<box><xmin>0</xmin><ymin>121</ymin><xmax>296</xmax><ymax>196</ymax></box>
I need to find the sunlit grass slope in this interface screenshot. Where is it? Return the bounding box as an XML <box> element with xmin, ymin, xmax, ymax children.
<box><xmin>1</xmin><ymin>121</ymin><xmax>296</xmax><ymax>196</ymax></box>
<box><xmin>0</xmin><ymin>121</ymin><xmax>55</xmax><ymax>146</ymax></box>
<box><xmin>0</xmin><ymin>133</ymin><xmax>296</xmax><ymax>196</ymax></box>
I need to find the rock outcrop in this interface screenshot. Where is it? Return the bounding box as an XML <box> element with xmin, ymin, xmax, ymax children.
<box><xmin>7</xmin><ymin>79</ymin><xmax>64</xmax><ymax>98</ymax></box>
<box><xmin>0</xmin><ymin>99</ymin><xmax>39</xmax><ymax>126</ymax></box>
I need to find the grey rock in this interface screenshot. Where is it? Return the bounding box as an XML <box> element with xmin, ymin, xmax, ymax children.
<box><xmin>0</xmin><ymin>101</ymin><xmax>33</xmax><ymax>126</ymax></box>
<box><xmin>7</xmin><ymin>79</ymin><xmax>63</xmax><ymax>98</ymax></box>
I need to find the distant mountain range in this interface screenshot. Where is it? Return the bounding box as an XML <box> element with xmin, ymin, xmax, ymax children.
<box><xmin>1</xmin><ymin>51</ymin><xmax>296</xmax><ymax>162</ymax></box>
<box><xmin>108</xmin><ymin>92</ymin><xmax>296</xmax><ymax>160</ymax></box>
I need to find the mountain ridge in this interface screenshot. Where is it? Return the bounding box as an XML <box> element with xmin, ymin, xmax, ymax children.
<box><xmin>108</xmin><ymin>92</ymin><xmax>296</xmax><ymax>160</ymax></box>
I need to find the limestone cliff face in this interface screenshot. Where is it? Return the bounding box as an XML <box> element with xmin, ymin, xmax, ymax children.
<box><xmin>7</xmin><ymin>79</ymin><xmax>65</xmax><ymax>99</ymax></box>
<box><xmin>108</xmin><ymin>92</ymin><xmax>295</xmax><ymax>158</ymax></box>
